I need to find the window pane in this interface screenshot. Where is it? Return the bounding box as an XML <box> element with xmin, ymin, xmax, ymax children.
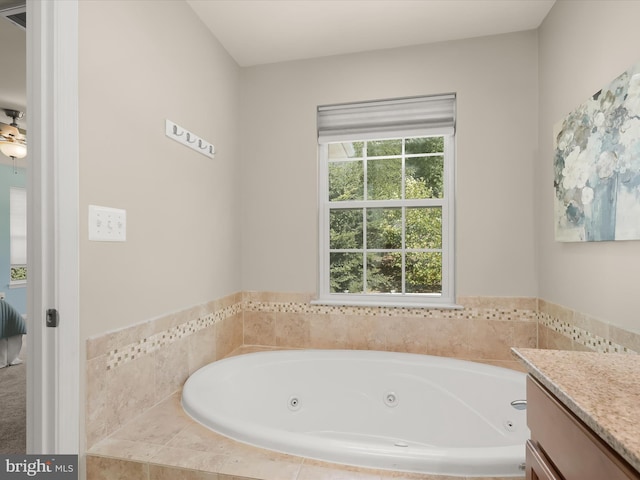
<box><xmin>330</xmin><ymin>253</ymin><xmax>363</xmax><ymax>293</ymax></box>
<box><xmin>10</xmin><ymin>187</ymin><xmax>27</xmax><ymax>266</ymax></box>
<box><xmin>406</xmin><ymin>156</ymin><xmax>443</xmax><ymax>199</ymax></box>
<box><xmin>406</xmin><ymin>252</ymin><xmax>442</xmax><ymax>293</ymax></box>
<box><xmin>406</xmin><ymin>207</ymin><xmax>442</xmax><ymax>249</ymax></box>
<box><xmin>367</xmin><ymin>158</ymin><xmax>401</xmax><ymax>200</ymax></box>
<box><xmin>328</xmin><ymin>141</ymin><xmax>363</xmax><ymax>159</ymax></box>
<box><xmin>10</xmin><ymin>266</ymin><xmax>27</xmax><ymax>282</ymax></box>
<box><xmin>367</xmin><ymin>252</ymin><xmax>402</xmax><ymax>293</ymax></box>
<box><xmin>329</xmin><ymin>161</ymin><xmax>363</xmax><ymax>201</ymax></box>
<box><xmin>330</xmin><ymin>209</ymin><xmax>363</xmax><ymax>249</ymax></box>
<box><xmin>367</xmin><ymin>208</ymin><xmax>402</xmax><ymax>249</ymax></box>
<box><xmin>405</xmin><ymin>136</ymin><xmax>444</xmax><ymax>154</ymax></box>
<box><xmin>367</xmin><ymin>139</ymin><xmax>401</xmax><ymax>156</ymax></box>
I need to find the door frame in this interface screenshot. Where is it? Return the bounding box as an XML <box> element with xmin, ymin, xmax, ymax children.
<box><xmin>26</xmin><ymin>0</ymin><xmax>80</xmax><ymax>454</ymax></box>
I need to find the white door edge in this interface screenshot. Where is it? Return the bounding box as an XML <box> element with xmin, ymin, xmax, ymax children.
<box><xmin>26</xmin><ymin>0</ymin><xmax>80</xmax><ymax>454</ymax></box>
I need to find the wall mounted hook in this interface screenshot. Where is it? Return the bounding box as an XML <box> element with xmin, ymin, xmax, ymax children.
<box><xmin>165</xmin><ymin>119</ymin><xmax>215</xmax><ymax>159</ymax></box>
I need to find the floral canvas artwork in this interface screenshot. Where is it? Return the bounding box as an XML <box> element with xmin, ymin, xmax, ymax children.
<box><xmin>554</xmin><ymin>61</ymin><xmax>640</xmax><ymax>242</ymax></box>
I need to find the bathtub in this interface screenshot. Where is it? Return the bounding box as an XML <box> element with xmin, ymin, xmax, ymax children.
<box><xmin>181</xmin><ymin>349</ymin><xmax>529</xmax><ymax>477</ymax></box>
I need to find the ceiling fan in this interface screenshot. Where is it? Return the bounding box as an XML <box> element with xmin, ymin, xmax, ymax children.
<box><xmin>0</xmin><ymin>109</ymin><xmax>27</xmax><ymax>172</ymax></box>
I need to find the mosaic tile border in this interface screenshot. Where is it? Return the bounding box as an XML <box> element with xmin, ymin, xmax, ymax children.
<box><xmin>99</xmin><ymin>295</ymin><xmax>638</xmax><ymax>371</ymax></box>
<box><xmin>106</xmin><ymin>303</ymin><xmax>242</xmax><ymax>370</ymax></box>
<box><xmin>538</xmin><ymin>312</ymin><xmax>638</xmax><ymax>354</ymax></box>
<box><xmin>244</xmin><ymin>301</ymin><xmax>538</xmax><ymax>321</ymax></box>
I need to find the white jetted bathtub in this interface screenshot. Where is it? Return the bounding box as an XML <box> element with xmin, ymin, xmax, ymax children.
<box><xmin>181</xmin><ymin>349</ymin><xmax>529</xmax><ymax>477</ymax></box>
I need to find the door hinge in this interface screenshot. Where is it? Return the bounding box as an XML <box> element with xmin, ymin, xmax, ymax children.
<box><xmin>46</xmin><ymin>308</ymin><xmax>59</xmax><ymax>327</ymax></box>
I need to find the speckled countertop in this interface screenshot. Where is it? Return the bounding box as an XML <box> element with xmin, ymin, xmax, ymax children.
<box><xmin>512</xmin><ymin>348</ymin><xmax>640</xmax><ymax>474</ymax></box>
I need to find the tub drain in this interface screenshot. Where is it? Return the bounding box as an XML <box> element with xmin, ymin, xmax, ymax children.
<box><xmin>383</xmin><ymin>391</ymin><xmax>399</xmax><ymax>408</ymax></box>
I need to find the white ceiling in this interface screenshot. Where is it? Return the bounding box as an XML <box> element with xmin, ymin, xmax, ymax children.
<box><xmin>0</xmin><ymin>12</ymin><xmax>26</xmax><ymax>124</ymax></box>
<box><xmin>187</xmin><ymin>0</ymin><xmax>556</xmax><ymax>67</ymax></box>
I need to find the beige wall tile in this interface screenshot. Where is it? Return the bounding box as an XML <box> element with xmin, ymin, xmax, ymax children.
<box><xmin>218</xmin><ymin>453</ymin><xmax>301</xmax><ymax>480</ymax></box>
<box><xmin>106</xmin><ymin>354</ymin><xmax>157</xmax><ymax>432</ymax></box>
<box><xmin>216</xmin><ymin>313</ymin><xmax>243</xmax><ymax>360</ymax></box>
<box><xmin>189</xmin><ymin>324</ymin><xmax>218</xmax><ymax>375</ymax></box>
<box><xmin>510</xmin><ymin>321</ymin><xmax>538</xmax><ymax>350</ymax></box>
<box><xmin>89</xmin><ymin>437</ymin><xmax>163</xmax><ymax>463</ymax></box>
<box><xmin>167</xmin><ymin>423</ymin><xmax>243</xmax><ymax>456</ymax></box>
<box><xmin>153</xmin><ymin>306</ymin><xmax>199</xmax><ymax>335</ymax></box>
<box><xmin>87</xmin><ymin>334</ymin><xmax>111</xmax><ymax>360</ymax></box>
<box><xmin>457</xmin><ymin>296</ymin><xmax>536</xmax><ymax>311</ymax></box>
<box><xmin>244</xmin><ymin>291</ymin><xmax>313</xmax><ymax>304</ymax></box>
<box><xmin>243</xmin><ymin>311</ymin><xmax>276</xmax><ymax>346</ymax></box>
<box><xmin>276</xmin><ymin>312</ymin><xmax>311</xmax><ymax>348</ymax></box>
<box><xmin>210</xmin><ymin>291</ymin><xmax>243</xmax><ymax>311</ymax></box>
<box><xmin>466</xmin><ymin>320</ymin><xmax>515</xmax><ymax>361</ymax></box>
<box><xmin>86</xmin><ymin>456</ymin><xmax>148</xmax><ymax>480</ymax></box>
<box><xmin>154</xmin><ymin>336</ymin><xmax>191</xmax><ymax>402</ymax></box>
<box><xmin>384</xmin><ymin>317</ymin><xmax>429</xmax><ymax>355</ymax></box>
<box><xmin>573</xmin><ymin>312</ymin><xmax>609</xmax><ymax>339</ymax></box>
<box><xmin>309</xmin><ymin>314</ymin><xmax>349</xmax><ymax>349</ymax></box>
<box><xmin>539</xmin><ymin>300</ymin><xmax>573</xmax><ymax>323</ymax></box>
<box><xmin>423</xmin><ymin>317</ymin><xmax>468</xmax><ymax>358</ymax></box>
<box><xmin>86</xmin><ymin>355</ymin><xmax>109</xmax><ymax>449</ymax></box>
<box><xmin>149</xmin><ymin>464</ymin><xmax>219</xmax><ymax>480</ymax></box>
<box><xmin>346</xmin><ymin>315</ymin><xmax>386</xmax><ymax>351</ymax></box>
<box><xmin>610</xmin><ymin>324</ymin><xmax>640</xmax><ymax>353</ymax></box>
<box><xmin>149</xmin><ymin>446</ymin><xmax>228</xmax><ymax>473</ymax></box>
<box><xmin>112</xmin><ymin>393</ymin><xmax>191</xmax><ymax>445</ymax></box>
<box><xmin>109</xmin><ymin>321</ymin><xmax>157</xmax><ymax>356</ymax></box>
<box><xmin>297</xmin><ymin>462</ymin><xmax>382</xmax><ymax>479</ymax></box>
<box><xmin>538</xmin><ymin>325</ymin><xmax>573</xmax><ymax>351</ymax></box>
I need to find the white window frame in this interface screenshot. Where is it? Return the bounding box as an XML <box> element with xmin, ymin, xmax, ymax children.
<box><xmin>9</xmin><ymin>186</ymin><xmax>27</xmax><ymax>286</ymax></box>
<box><xmin>315</xmin><ymin>97</ymin><xmax>458</xmax><ymax>308</ymax></box>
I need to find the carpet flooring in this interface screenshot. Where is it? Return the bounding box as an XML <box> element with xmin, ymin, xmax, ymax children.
<box><xmin>0</xmin><ymin>361</ymin><xmax>26</xmax><ymax>453</ymax></box>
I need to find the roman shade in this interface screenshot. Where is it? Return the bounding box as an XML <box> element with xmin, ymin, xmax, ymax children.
<box><xmin>317</xmin><ymin>94</ymin><xmax>456</xmax><ymax>143</ymax></box>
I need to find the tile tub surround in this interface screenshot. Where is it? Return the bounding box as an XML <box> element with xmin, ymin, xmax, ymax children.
<box><xmin>85</xmin><ymin>291</ymin><xmax>640</xmax><ymax>451</ymax></box>
<box><xmin>87</xmin><ymin>347</ymin><xmax>526</xmax><ymax>480</ymax></box>
<box><xmin>243</xmin><ymin>293</ymin><xmax>538</xmax><ymax>364</ymax></box>
<box><xmin>85</xmin><ymin>292</ymin><xmax>244</xmax><ymax>448</ymax></box>
<box><xmin>537</xmin><ymin>299</ymin><xmax>640</xmax><ymax>354</ymax></box>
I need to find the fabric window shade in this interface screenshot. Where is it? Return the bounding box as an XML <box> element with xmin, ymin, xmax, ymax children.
<box><xmin>10</xmin><ymin>187</ymin><xmax>27</xmax><ymax>266</ymax></box>
<box><xmin>318</xmin><ymin>94</ymin><xmax>455</xmax><ymax>143</ymax></box>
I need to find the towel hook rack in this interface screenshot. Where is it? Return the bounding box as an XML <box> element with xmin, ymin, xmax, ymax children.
<box><xmin>165</xmin><ymin>119</ymin><xmax>215</xmax><ymax>159</ymax></box>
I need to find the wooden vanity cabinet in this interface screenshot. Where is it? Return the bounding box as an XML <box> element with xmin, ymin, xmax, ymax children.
<box><xmin>526</xmin><ymin>376</ymin><xmax>640</xmax><ymax>480</ymax></box>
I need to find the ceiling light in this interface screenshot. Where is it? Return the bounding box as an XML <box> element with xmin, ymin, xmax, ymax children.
<box><xmin>0</xmin><ymin>109</ymin><xmax>27</xmax><ymax>173</ymax></box>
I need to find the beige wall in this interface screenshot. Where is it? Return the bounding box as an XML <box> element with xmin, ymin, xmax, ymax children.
<box><xmin>239</xmin><ymin>31</ymin><xmax>539</xmax><ymax>298</ymax></box>
<box><xmin>78</xmin><ymin>0</ymin><xmax>241</xmax><ymax>340</ymax></box>
<box><xmin>537</xmin><ymin>0</ymin><xmax>640</xmax><ymax>333</ymax></box>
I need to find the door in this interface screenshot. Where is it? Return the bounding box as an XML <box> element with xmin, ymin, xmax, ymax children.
<box><xmin>26</xmin><ymin>0</ymin><xmax>79</xmax><ymax>454</ymax></box>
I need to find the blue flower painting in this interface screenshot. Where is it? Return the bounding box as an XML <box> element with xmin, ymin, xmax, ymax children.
<box><xmin>554</xmin><ymin>61</ymin><xmax>640</xmax><ymax>242</ymax></box>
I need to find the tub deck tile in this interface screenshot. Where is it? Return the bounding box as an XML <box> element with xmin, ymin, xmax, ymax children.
<box><xmin>87</xmin><ymin>346</ymin><xmax>525</xmax><ymax>480</ymax></box>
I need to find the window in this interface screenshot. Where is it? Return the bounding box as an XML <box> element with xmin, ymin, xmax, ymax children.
<box><xmin>316</xmin><ymin>95</ymin><xmax>456</xmax><ymax>307</ymax></box>
<box><xmin>10</xmin><ymin>187</ymin><xmax>27</xmax><ymax>285</ymax></box>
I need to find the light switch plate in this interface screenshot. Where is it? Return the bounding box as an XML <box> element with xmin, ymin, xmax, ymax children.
<box><xmin>89</xmin><ymin>205</ymin><xmax>126</xmax><ymax>242</ymax></box>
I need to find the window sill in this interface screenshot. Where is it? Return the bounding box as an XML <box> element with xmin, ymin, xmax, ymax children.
<box><xmin>311</xmin><ymin>298</ymin><xmax>463</xmax><ymax>310</ymax></box>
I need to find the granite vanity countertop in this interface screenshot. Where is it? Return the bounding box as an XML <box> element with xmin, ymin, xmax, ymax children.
<box><xmin>512</xmin><ymin>347</ymin><xmax>640</xmax><ymax>474</ymax></box>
